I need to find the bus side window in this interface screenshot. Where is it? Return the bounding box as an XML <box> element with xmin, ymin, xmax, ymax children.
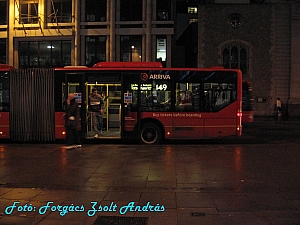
<box><xmin>175</xmin><ymin>83</ymin><xmax>201</xmax><ymax>112</ymax></box>
<box><xmin>139</xmin><ymin>81</ymin><xmax>171</xmax><ymax>112</ymax></box>
<box><xmin>186</xmin><ymin>83</ymin><xmax>237</xmax><ymax>112</ymax></box>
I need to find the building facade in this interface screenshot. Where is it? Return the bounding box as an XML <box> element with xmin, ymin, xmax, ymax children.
<box><xmin>0</xmin><ymin>0</ymin><xmax>174</xmax><ymax>68</ymax></box>
<box><xmin>1</xmin><ymin>0</ymin><xmax>300</xmax><ymax>117</ymax></box>
<box><xmin>177</xmin><ymin>0</ymin><xmax>300</xmax><ymax>116</ymax></box>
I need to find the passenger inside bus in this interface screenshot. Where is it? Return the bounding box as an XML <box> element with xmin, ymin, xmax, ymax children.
<box><xmin>178</xmin><ymin>90</ymin><xmax>193</xmax><ymax>111</ymax></box>
<box><xmin>214</xmin><ymin>88</ymin><xmax>230</xmax><ymax>110</ymax></box>
<box><xmin>182</xmin><ymin>91</ymin><xmax>192</xmax><ymax>104</ymax></box>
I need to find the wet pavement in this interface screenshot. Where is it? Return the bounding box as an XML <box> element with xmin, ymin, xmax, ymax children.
<box><xmin>0</xmin><ymin>117</ymin><xmax>300</xmax><ymax>225</ymax></box>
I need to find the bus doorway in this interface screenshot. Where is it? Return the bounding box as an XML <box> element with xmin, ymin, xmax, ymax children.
<box><xmin>61</xmin><ymin>71</ymin><xmax>122</xmax><ymax>140</ymax></box>
<box><xmin>86</xmin><ymin>83</ymin><xmax>121</xmax><ymax>139</ymax></box>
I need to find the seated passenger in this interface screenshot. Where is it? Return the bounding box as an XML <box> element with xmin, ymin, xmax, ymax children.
<box><xmin>175</xmin><ymin>92</ymin><xmax>193</xmax><ymax>111</ymax></box>
<box><xmin>181</xmin><ymin>91</ymin><xmax>192</xmax><ymax>104</ymax></box>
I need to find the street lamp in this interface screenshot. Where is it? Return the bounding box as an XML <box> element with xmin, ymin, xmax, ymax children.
<box><xmin>130</xmin><ymin>45</ymin><xmax>134</xmax><ymax>62</ymax></box>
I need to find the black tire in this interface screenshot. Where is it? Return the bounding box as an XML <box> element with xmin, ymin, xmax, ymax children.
<box><xmin>140</xmin><ymin>122</ymin><xmax>162</xmax><ymax>144</ymax></box>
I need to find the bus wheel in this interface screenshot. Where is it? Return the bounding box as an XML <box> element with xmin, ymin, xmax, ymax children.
<box><xmin>140</xmin><ymin>122</ymin><xmax>162</xmax><ymax>144</ymax></box>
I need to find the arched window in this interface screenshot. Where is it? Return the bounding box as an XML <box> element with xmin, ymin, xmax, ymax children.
<box><xmin>222</xmin><ymin>44</ymin><xmax>248</xmax><ymax>76</ymax></box>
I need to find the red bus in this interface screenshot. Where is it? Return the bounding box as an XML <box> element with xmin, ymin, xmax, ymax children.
<box><xmin>1</xmin><ymin>62</ymin><xmax>242</xmax><ymax>144</ymax></box>
<box><xmin>0</xmin><ymin>64</ymin><xmax>11</xmax><ymax>139</ymax></box>
<box><xmin>242</xmin><ymin>81</ymin><xmax>254</xmax><ymax>123</ymax></box>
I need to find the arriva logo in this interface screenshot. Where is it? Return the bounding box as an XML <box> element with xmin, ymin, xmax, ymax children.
<box><xmin>140</xmin><ymin>73</ymin><xmax>171</xmax><ymax>81</ymax></box>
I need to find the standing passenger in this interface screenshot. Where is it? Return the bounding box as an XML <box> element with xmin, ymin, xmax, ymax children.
<box><xmin>276</xmin><ymin>97</ymin><xmax>282</xmax><ymax>119</ymax></box>
<box><xmin>89</xmin><ymin>88</ymin><xmax>104</xmax><ymax>138</ymax></box>
<box><xmin>276</xmin><ymin>97</ymin><xmax>282</xmax><ymax>112</ymax></box>
<box><xmin>63</xmin><ymin>93</ymin><xmax>81</xmax><ymax>149</ymax></box>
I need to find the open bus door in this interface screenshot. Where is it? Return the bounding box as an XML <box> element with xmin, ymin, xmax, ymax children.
<box><xmin>121</xmin><ymin>72</ymin><xmax>141</xmax><ymax>141</ymax></box>
<box><xmin>85</xmin><ymin>83</ymin><xmax>122</xmax><ymax>139</ymax></box>
<box><xmin>63</xmin><ymin>72</ymin><xmax>123</xmax><ymax>140</ymax></box>
<box><xmin>84</xmin><ymin>71</ymin><xmax>122</xmax><ymax>140</ymax></box>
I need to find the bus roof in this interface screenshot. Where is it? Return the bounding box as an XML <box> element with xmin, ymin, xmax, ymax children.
<box><xmin>0</xmin><ymin>64</ymin><xmax>12</xmax><ymax>70</ymax></box>
<box><xmin>93</xmin><ymin>62</ymin><xmax>163</xmax><ymax>68</ymax></box>
<box><xmin>55</xmin><ymin>62</ymin><xmax>242</xmax><ymax>74</ymax></box>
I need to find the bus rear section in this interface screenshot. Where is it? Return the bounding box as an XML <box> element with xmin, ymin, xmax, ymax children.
<box><xmin>123</xmin><ymin>68</ymin><xmax>242</xmax><ymax>144</ymax></box>
<box><xmin>242</xmin><ymin>81</ymin><xmax>254</xmax><ymax>123</ymax></box>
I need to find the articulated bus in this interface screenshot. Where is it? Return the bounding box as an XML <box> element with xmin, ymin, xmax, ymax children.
<box><xmin>0</xmin><ymin>62</ymin><xmax>242</xmax><ymax>144</ymax></box>
<box><xmin>0</xmin><ymin>64</ymin><xmax>11</xmax><ymax>138</ymax></box>
<box><xmin>242</xmin><ymin>81</ymin><xmax>254</xmax><ymax>123</ymax></box>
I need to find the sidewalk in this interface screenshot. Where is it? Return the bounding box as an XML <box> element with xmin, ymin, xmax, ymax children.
<box><xmin>0</xmin><ymin>119</ymin><xmax>300</xmax><ymax>225</ymax></box>
<box><xmin>250</xmin><ymin>116</ymin><xmax>300</xmax><ymax>123</ymax></box>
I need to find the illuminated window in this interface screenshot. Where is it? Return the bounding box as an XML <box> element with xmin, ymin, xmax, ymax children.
<box><xmin>156</xmin><ymin>36</ymin><xmax>166</xmax><ymax>67</ymax></box>
<box><xmin>188</xmin><ymin>7</ymin><xmax>197</xmax><ymax>14</ymax></box>
<box><xmin>189</xmin><ymin>18</ymin><xmax>198</xmax><ymax>24</ymax></box>
<box><xmin>19</xmin><ymin>40</ymin><xmax>71</xmax><ymax>68</ymax></box>
<box><xmin>120</xmin><ymin>36</ymin><xmax>142</xmax><ymax>62</ymax></box>
<box><xmin>176</xmin><ymin>80</ymin><xmax>237</xmax><ymax>112</ymax></box>
<box><xmin>129</xmin><ymin>80</ymin><xmax>172</xmax><ymax>112</ymax></box>
<box><xmin>19</xmin><ymin>0</ymin><xmax>38</xmax><ymax>24</ymax></box>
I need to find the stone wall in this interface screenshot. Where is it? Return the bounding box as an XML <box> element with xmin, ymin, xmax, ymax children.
<box><xmin>198</xmin><ymin>3</ymin><xmax>298</xmax><ymax>116</ymax></box>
